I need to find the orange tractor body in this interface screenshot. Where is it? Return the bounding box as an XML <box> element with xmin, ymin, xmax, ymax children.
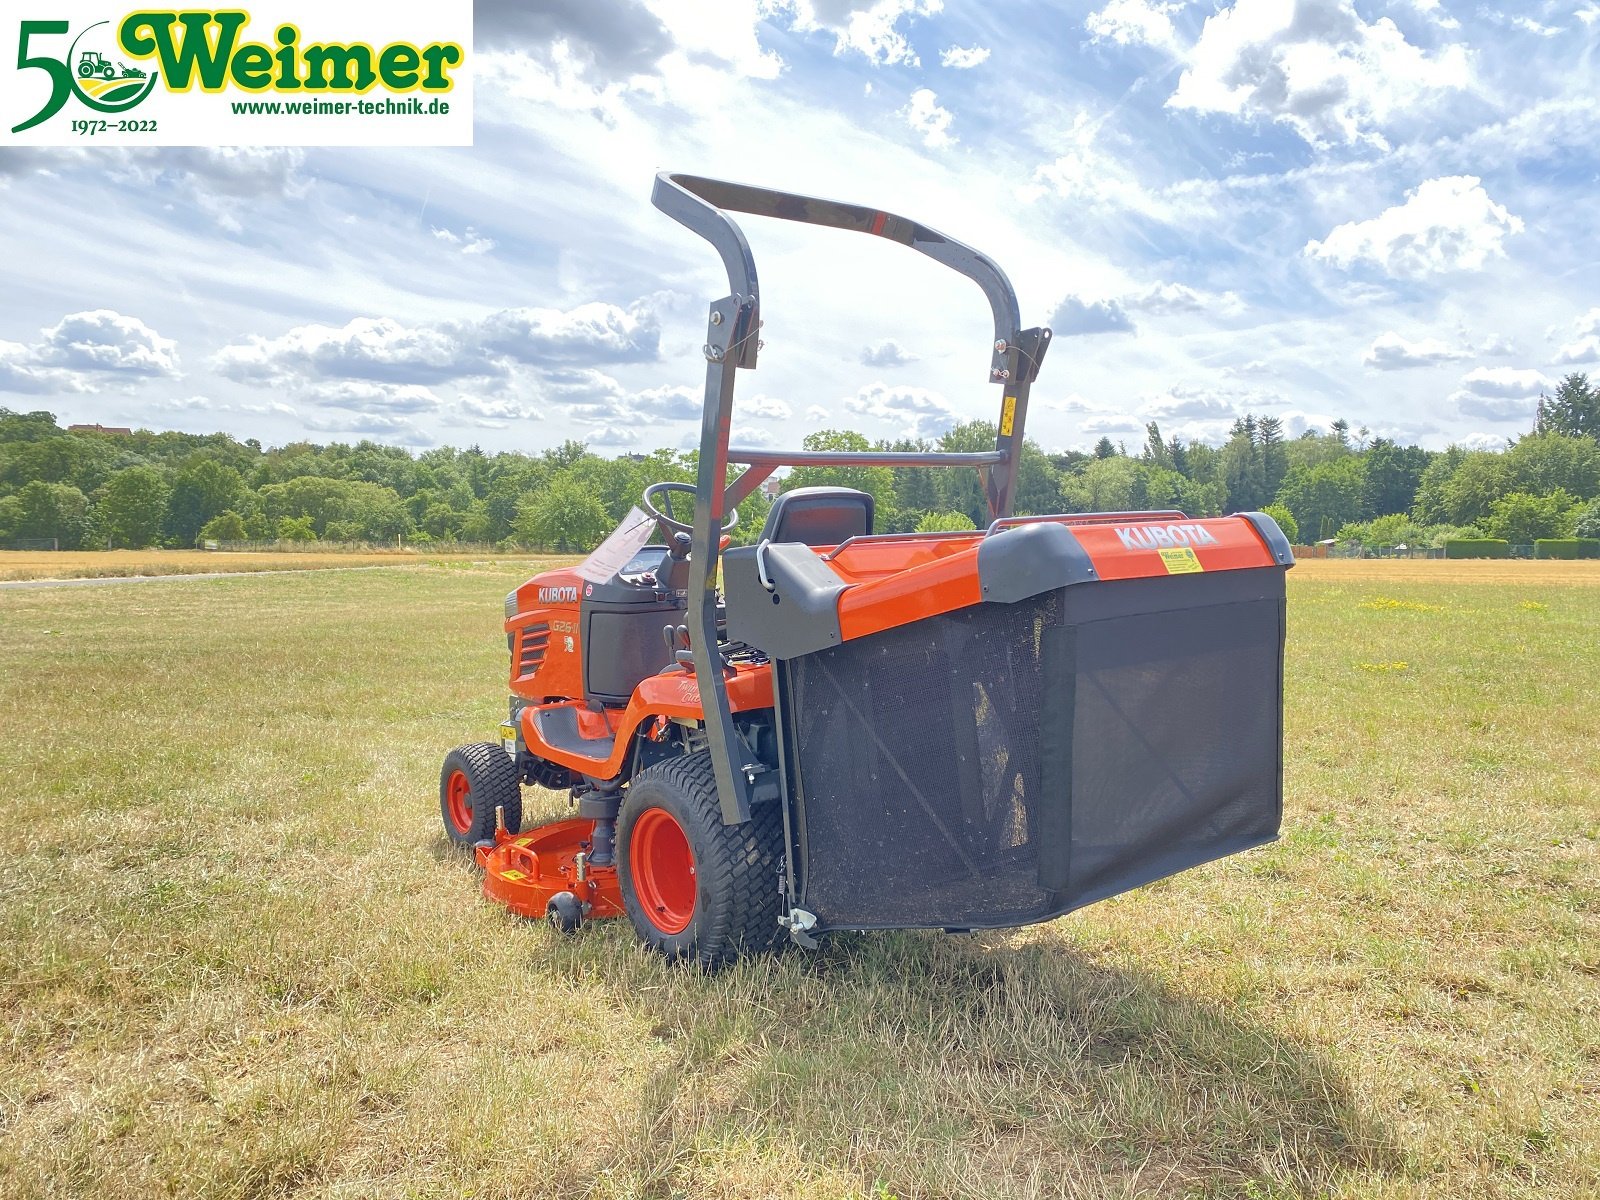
<box><xmin>440</xmin><ymin>174</ymin><xmax>1293</xmax><ymax>963</ymax></box>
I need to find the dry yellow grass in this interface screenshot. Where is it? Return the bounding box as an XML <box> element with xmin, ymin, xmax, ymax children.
<box><xmin>1290</xmin><ymin>557</ymin><xmax>1600</xmax><ymax>586</ymax></box>
<box><xmin>0</xmin><ymin>549</ymin><xmax>570</xmax><ymax>583</ymax></box>
<box><xmin>0</xmin><ymin>558</ymin><xmax>1594</xmax><ymax>1198</ymax></box>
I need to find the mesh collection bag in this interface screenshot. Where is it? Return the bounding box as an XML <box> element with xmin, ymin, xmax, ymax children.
<box><xmin>781</xmin><ymin>570</ymin><xmax>1286</xmax><ymax>931</ymax></box>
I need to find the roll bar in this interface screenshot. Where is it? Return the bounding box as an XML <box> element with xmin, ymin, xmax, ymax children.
<box><xmin>650</xmin><ymin>171</ymin><xmax>1054</xmax><ymax>823</ymax></box>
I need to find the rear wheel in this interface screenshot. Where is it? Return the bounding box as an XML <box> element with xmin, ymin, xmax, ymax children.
<box><xmin>619</xmin><ymin>751</ymin><xmax>785</xmax><ymax>967</ymax></box>
<box><xmin>440</xmin><ymin>743</ymin><xmax>521</xmax><ymax>846</ymax></box>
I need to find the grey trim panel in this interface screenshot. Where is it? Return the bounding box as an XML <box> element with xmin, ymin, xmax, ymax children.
<box><xmin>977</xmin><ymin>521</ymin><xmax>1098</xmax><ymax>603</ymax></box>
<box><xmin>1237</xmin><ymin>511</ymin><xmax>1297</xmax><ymax>567</ymax></box>
<box><xmin>724</xmin><ymin>543</ymin><xmax>846</xmax><ymax>659</ymax></box>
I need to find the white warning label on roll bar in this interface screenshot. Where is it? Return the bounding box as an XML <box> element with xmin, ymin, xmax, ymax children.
<box><xmin>574</xmin><ymin>507</ymin><xmax>657</xmax><ymax>584</ymax></box>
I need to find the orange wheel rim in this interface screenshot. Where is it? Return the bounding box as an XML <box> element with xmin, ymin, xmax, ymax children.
<box><xmin>630</xmin><ymin>807</ymin><xmax>695</xmax><ymax>934</ymax></box>
<box><xmin>446</xmin><ymin>769</ymin><xmax>473</xmax><ymax>834</ymax></box>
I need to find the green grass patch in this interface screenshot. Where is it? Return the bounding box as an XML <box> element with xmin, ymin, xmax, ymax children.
<box><xmin>0</xmin><ymin>563</ymin><xmax>1596</xmax><ymax>1198</ymax></box>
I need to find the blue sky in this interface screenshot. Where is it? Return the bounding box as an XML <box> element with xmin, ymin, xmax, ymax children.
<box><xmin>1</xmin><ymin>0</ymin><xmax>1597</xmax><ymax>455</ymax></box>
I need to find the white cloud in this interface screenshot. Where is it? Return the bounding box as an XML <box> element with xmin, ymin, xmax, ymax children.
<box><xmin>1459</xmin><ymin>395</ymin><xmax>1529</xmax><ymax>422</ymax></box>
<box><xmin>1401</xmin><ymin>0</ymin><xmax>1459</xmax><ymax>31</ymax></box>
<box><xmin>860</xmin><ymin>339</ymin><xmax>917</xmax><ymax>367</ymax></box>
<box><xmin>586</xmin><ymin>423</ymin><xmax>640</xmax><ymax>446</ymax></box>
<box><xmin>1363</xmin><ymin>331</ymin><xmax>1470</xmax><ymax>369</ymax></box>
<box><xmin>1451</xmin><ymin>390</ymin><xmax>1534</xmax><ymax>422</ymax></box>
<box><xmin>1126</xmin><ymin>282</ymin><xmax>1244</xmax><ymax>316</ymax></box>
<box><xmin>431</xmin><ymin>226</ymin><xmax>497</xmax><ymax>255</ymax></box>
<box><xmin>37</xmin><ymin>310</ymin><xmax>179</xmax><ymax>376</ymax></box>
<box><xmin>214</xmin><ymin>316</ymin><xmax>493</xmax><ymax>385</ymax></box>
<box><xmin>1306</xmin><ymin>176</ymin><xmax>1522</xmax><ymax>277</ymax></box>
<box><xmin>845</xmin><ymin>381</ymin><xmax>957</xmax><ymax>438</ymax></box>
<box><xmin>478</xmin><ymin>301</ymin><xmax>660</xmax><ymax>364</ymax></box>
<box><xmin>1085</xmin><ymin>0</ymin><xmax>1181</xmax><ymax>54</ymax></box>
<box><xmin>1579</xmin><ymin>4</ymin><xmax>1600</xmax><ymax>27</ymax></box>
<box><xmin>1555</xmin><ymin>308</ymin><xmax>1600</xmax><ymax>364</ymax></box>
<box><xmin>213</xmin><ymin>301</ymin><xmax>661</xmax><ymax>389</ymax></box>
<box><xmin>1080</xmin><ymin>414</ymin><xmax>1143</xmax><ymax>434</ymax></box>
<box><xmin>939</xmin><ymin>44</ymin><xmax>990</xmax><ymax>68</ymax></box>
<box><xmin>459</xmin><ymin>395</ymin><xmax>540</xmax><ymax>421</ymax></box>
<box><xmin>1026</xmin><ymin>111</ymin><xmax>1163</xmax><ymax>215</ymax></box>
<box><xmin>1457</xmin><ymin>432</ymin><xmax>1511</xmax><ymax>451</ymax></box>
<box><xmin>743</xmin><ymin>394</ymin><xmax>794</xmax><ymax>419</ymax></box>
<box><xmin>902</xmin><ymin>88</ymin><xmax>955</xmax><ymax>148</ymax></box>
<box><xmin>302</xmin><ymin>381</ymin><xmax>443</xmax><ymax>413</ymax></box>
<box><xmin>302</xmin><ymin>412</ymin><xmax>433</xmax><ymax>446</ymax></box>
<box><xmin>1050</xmin><ymin>295</ymin><xmax>1134</xmax><ymax>335</ymax></box>
<box><xmin>773</xmin><ymin>0</ymin><xmax>943</xmax><ymax>67</ymax></box>
<box><xmin>1139</xmin><ymin>386</ymin><xmax>1243</xmax><ymax>421</ymax></box>
<box><xmin>0</xmin><ymin>309</ymin><xmax>178</xmax><ymax>394</ymax></box>
<box><xmin>1459</xmin><ymin>367</ymin><xmax>1552</xmax><ymax>398</ymax></box>
<box><xmin>629</xmin><ymin>383</ymin><xmax>701</xmax><ymax>420</ymax></box>
<box><xmin>1043</xmin><ymin>393</ymin><xmax>1106</xmax><ymax>413</ymax></box>
<box><xmin>1511</xmin><ymin>16</ymin><xmax>1560</xmax><ymax>37</ymax></box>
<box><xmin>1168</xmin><ymin>0</ymin><xmax>1470</xmax><ymax>148</ymax></box>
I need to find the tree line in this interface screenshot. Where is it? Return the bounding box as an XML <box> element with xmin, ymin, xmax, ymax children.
<box><xmin>2</xmin><ymin>372</ymin><xmax>1597</xmax><ymax>552</ymax></box>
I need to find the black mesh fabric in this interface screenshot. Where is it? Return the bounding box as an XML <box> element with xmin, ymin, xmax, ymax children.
<box><xmin>785</xmin><ymin>573</ymin><xmax>1285</xmax><ymax>931</ymax></box>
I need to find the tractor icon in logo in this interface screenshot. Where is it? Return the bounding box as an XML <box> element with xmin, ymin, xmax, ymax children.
<box><xmin>68</xmin><ymin>22</ymin><xmax>158</xmax><ymax>110</ymax></box>
<box><xmin>77</xmin><ymin>51</ymin><xmax>147</xmax><ymax>82</ymax></box>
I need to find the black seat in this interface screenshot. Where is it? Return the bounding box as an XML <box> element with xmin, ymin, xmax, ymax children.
<box><xmin>760</xmin><ymin>486</ymin><xmax>874</xmax><ymax>546</ymax></box>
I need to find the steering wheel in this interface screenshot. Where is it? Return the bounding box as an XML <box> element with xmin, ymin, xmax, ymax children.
<box><xmin>641</xmin><ymin>481</ymin><xmax>739</xmax><ymax>537</ymax></box>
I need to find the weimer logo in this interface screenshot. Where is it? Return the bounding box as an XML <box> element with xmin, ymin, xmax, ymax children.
<box><xmin>3</xmin><ymin>3</ymin><xmax>472</xmax><ymax>147</ymax></box>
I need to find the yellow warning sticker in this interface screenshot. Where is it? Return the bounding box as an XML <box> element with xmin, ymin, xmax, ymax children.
<box><xmin>513</xmin><ymin>837</ymin><xmax>533</xmax><ymax>848</ymax></box>
<box><xmin>1158</xmin><ymin>547</ymin><xmax>1204</xmax><ymax>574</ymax></box>
<box><xmin>999</xmin><ymin>394</ymin><xmax>1017</xmax><ymax>436</ymax></box>
<box><xmin>500</xmin><ymin>869</ymin><xmax>525</xmax><ymax>881</ymax></box>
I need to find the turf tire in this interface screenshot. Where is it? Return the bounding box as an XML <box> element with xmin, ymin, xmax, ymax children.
<box><xmin>440</xmin><ymin>742</ymin><xmax>521</xmax><ymax>846</ymax></box>
<box><xmin>619</xmin><ymin>751</ymin><xmax>786</xmax><ymax>967</ymax></box>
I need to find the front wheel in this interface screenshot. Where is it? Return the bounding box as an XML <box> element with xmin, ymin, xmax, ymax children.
<box><xmin>618</xmin><ymin>751</ymin><xmax>785</xmax><ymax>967</ymax></box>
<box><xmin>439</xmin><ymin>742</ymin><xmax>521</xmax><ymax>846</ymax></box>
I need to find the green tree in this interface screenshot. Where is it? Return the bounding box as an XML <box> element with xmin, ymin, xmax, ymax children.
<box><xmin>1360</xmin><ymin>439</ymin><xmax>1429</xmax><ymax>519</ymax></box>
<box><xmin>1573</xmin><ymin>498</ymin><xmax>1600</xmax><ymax>539</ymax></box>
<box><xmin>14</xmin><ymin>480</ymin><xmax>91</xmax><ymax>549</ymax></box>
<box><xmin>1273</xmin><ymin>457</ymin><xmax>1365</xmax><ymax>541</ymax></box>
<box><xmin>1219</xmin><ymin>418</ymin><xmax>1266</xmax><ymax>511</ymax></box>
<box><xmin>95</xmin><ymin>466</ymin><xmax>170</xmax><ymax>549</ymax></box>
<box><xmin>165</xmin><ymin>457</ymin><xmax>247</xmax><ymax>545</ymax></box>
<box><xmin>913</xmin><ymin>510</ymin><xmax>977</xmax><ymax>532</ymax></box>
<box><xmin>1534</xmin><ymin>373</ymin><xmax>1599</xmax><ymax>440</ymax></box>
<box><xmin>1500</xmin><ymin>433</ymin><xmax>1600</xmax><ymax>499</ymax></box>
<box><xmin>1257</xmin><ymin>415</ymin><xmax>1288</xmax><ymax>498</ymax></box>
<box><xmin>785</xmin><ymin>430</ymin><xmax>900</xmax><ymax>526</ymax></box>
<box><xmin>1482</xmin><ymin>490</ymin><xmax>1578</xmax><ymax>543</ymax></box>
<box><xmin>199</xmin><ymin>510</ymin><xmax>248</xmax><ymax>542</ymax></box>
<box><xmin>1260</xmin><ymin>502</ymin><xmax>1298</xmax><ymax>544</ymax></box>
<box><xmin>276</xmin><ymin>515</ymin><xmax>317</xmax><ymax>541</ymax></box>
<box><xmin>515</xmin><ymin>474</ymin><xmax>611</xmax><ymax>551</ymax></box>
<box><xmin>1435</xmin><ymin>452</ymin><xmax>1508</xmax><ymax>527</ymax></box>
<box><xmin>1411</xmin><ymin>445</ymin><xmax>1466</xmax><ymax>524</ymax></box>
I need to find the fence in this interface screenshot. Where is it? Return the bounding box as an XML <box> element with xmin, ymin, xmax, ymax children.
<box><xmin>0</xmin><ymin>538</ymin><xmax>59</xmax><ymax>551</ymax></box>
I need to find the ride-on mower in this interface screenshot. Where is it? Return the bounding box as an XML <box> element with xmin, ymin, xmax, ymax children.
<box><xmin>439</xmin><ymin>172</ymin><xmax>1294</xmax><ymax>965</ymax></box>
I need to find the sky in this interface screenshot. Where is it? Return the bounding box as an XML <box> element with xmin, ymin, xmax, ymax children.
<box><xmin>1</xmin><ymin>0</ymin><xmax>1598</xmax><ymax>457</ymax></box>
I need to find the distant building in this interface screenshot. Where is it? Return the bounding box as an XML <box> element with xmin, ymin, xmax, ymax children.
<box><xmin>761</xmin><ymin>477</ymin><xmax>783</xmax><ymax>499</ymax></box>
<box><xmin>68</xmin><ymin>423</ymin><xmax>133</xmax><ymax>436</ymax></box>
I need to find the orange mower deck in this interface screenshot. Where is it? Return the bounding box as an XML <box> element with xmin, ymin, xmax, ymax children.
<box><xmin>476</xmin><ymin>818</ymin><xmax>625</xmax><ymax>922</ymax></box>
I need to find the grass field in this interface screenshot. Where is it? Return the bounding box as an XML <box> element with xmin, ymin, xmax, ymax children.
<box><xmin>0</xmin><ymin>559</ymin><xmax>1595</xmax><ymax>1198</ymax></box>
<box><xmin>0</xmin><ymin>550</ymin><xmax>568</xmax><ymax>584</ymax></box>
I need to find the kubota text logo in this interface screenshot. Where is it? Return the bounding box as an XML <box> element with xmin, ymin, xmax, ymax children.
<box><xmin>1114</xmin><ymin>524</ymin><xmax>1221</xmax><ymax>551</ymax></box>
<box><xmin>3</xmin><ymin>3</ymin><xmax>472</xmax><ymax>147</ymax></box>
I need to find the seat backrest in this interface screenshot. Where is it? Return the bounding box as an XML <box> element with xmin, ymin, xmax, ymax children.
<box><xmin>760</xmin><ymin>486</ymin><xmax>875</xmax><ymax>546</ymax></box>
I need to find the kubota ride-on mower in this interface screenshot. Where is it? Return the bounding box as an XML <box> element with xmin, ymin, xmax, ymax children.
<box><xmin>439</xmin><ymin>172</ymin><xmax>1294</xmax><ymax>966</ymax></box>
